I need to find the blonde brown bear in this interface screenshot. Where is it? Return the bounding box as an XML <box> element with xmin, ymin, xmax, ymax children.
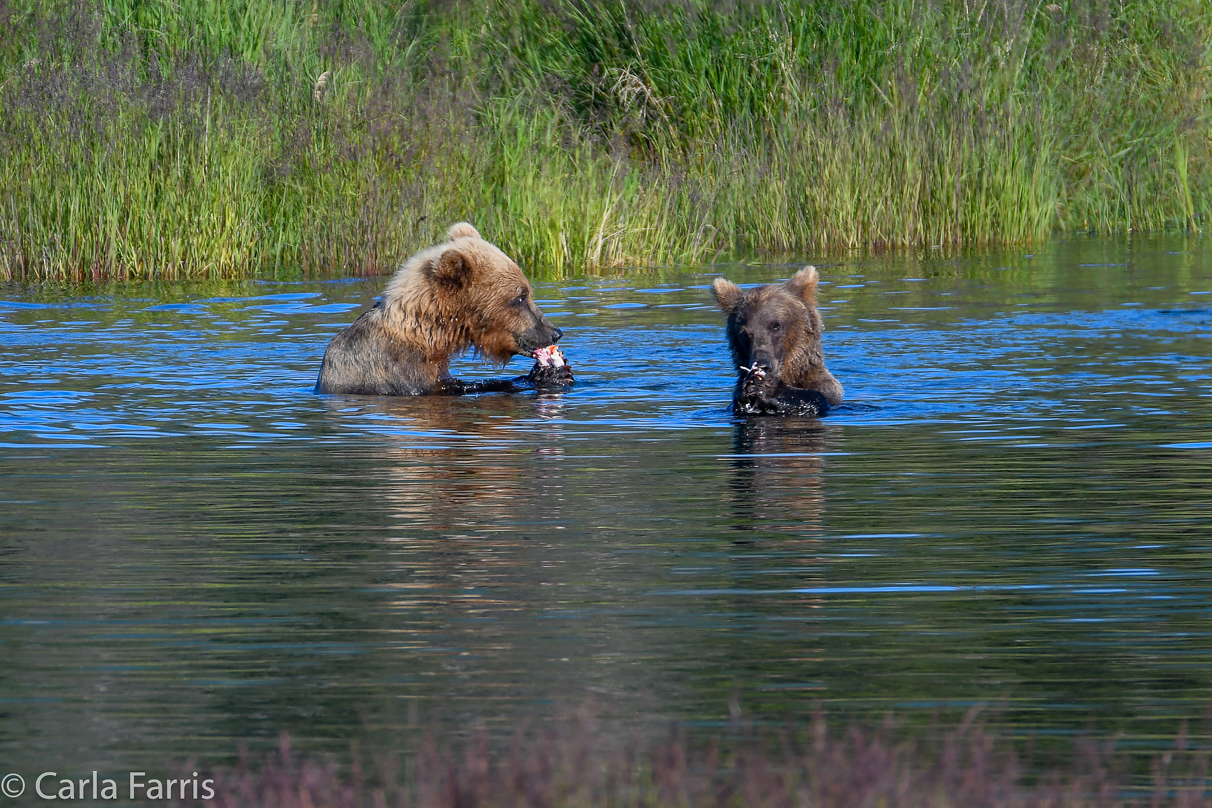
<box><xmin>315</xmin><ymin>223</ymin><xmax>572</xmax><ymax>395</ymax></box>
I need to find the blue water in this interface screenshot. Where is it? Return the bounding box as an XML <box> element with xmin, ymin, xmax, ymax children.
<box><xmin>1</xmin><ymin>237</ymin><xmax>1211</xmax><ymax>774</ymax></box>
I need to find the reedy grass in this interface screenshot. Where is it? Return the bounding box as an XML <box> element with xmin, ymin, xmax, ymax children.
<box><xmin>0</xmin><ymin>0</ymin><xmax>1210</xmax><ymax>280</ymax></box>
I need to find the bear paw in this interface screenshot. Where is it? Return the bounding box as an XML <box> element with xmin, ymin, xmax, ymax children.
<box><xmin>738</xmin><ymin>365</ymin><xmax>776</xmax><ymax>398</ymax></box>
<box><xmin>734</xmin><ymin>368</ymin><xmax>827</xmax><ymax>416</ymax></box>
<box><xmin>526</xmin><ymin>361</ymin><xmax>574</xmax><ymax>390</ymax></box>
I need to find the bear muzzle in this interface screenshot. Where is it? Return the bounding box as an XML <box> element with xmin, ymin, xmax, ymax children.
<box><xmin>749</xmin><ymin>350</ymin><xmax>780</xmax><ymax>376</ymax></box>
<box><xmin>516</xmin><ymin>321</ymin><xmax>563</xmax><ymax>356</ymax></box>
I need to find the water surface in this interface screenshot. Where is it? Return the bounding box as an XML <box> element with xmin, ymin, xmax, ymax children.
<box><xmin>2</xmin><ymin>237</ymin><xmax>1211</xmax><ymax>773</ymax></box>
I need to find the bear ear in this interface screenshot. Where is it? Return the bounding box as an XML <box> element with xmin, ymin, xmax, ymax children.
<box><xmin>786</xmin><ymin>265</ymin><xmax>819</xmax><ymax>303</ymax></box>
<box><xmin>711</xmin><ymin>277</ymin><xmax>744</xmax><ymax>313</ymax></box>
<box><xmin>447</xmin><ymin>222</ymin><xmax>480</xmax><ymax>241</ymax></box>
<box><xmin>429</xmin><ymin>247</ymin><xmax>473</xmax><ymax>291</ymax></box>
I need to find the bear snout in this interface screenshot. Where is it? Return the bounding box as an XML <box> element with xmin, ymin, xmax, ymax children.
<box><xmin>516</xmin><ymin>320</ymin><xmax>564</xmax><ymax>355</ymax></box>
<box><xmin>750</xmin><ymin>349</ymin><xmax>779</xmax><ymax>374</ymax></box>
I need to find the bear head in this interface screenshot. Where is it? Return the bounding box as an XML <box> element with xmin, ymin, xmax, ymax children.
<box><xmin>386</xmin><ymin>223</ymin><xmax>563</xmax><ymax>365</ymax></box>
<box><xmin>711</xmin><ymin>266</ymin><xmax>843</xmax><ymax>405</ymax></box>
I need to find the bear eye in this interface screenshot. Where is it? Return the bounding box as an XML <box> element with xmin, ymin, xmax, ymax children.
<box><xmin>769</xmin><ymin>321</ymin><xmax>781</xmax><ymax>332</ymax></box>
<box><xmin>512</xmin><ymin>290</ymin><xmax>528</xmax><ymax>307</ymax></box>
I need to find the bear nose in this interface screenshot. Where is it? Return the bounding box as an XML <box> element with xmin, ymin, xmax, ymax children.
<box><xmin>550</xmin><ymin>326</ymin><xmax>563</xmax><ymax>343</ymax></box>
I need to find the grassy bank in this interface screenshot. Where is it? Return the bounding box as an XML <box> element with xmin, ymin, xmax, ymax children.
<box><xmin>1</xmin><ymin>0</ymin><xmax>1210</xmax><ymax>280</ymax></box>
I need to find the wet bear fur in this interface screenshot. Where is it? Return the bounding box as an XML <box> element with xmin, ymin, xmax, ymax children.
<box><xmin>711</xmin><ymin>266</ymin><xmax>843</xmax><ymax>416</ymax></box>
<box><xmin>315</xmin><ymin>223</ymin><xmax>571</xmax><ymax>396</ymax></box>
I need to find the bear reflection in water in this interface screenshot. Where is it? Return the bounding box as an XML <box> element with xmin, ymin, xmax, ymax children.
<box><xmin>712</xmin><ymin>266</ymin><xmax>843</xmax><ymax>417</ymax></box>
<box><xmin>315</xmin><ymin>222</ymin><xmax>573</xmax><ymax>396</ymax></box>
<box><xmin>323</xmin><ymin>393</ymin><xmax>569</xmax><ymax>531</ymax></box>
<box><xmin>728</xmin><ymin>418</ymin><xmax>832</xmax><ymax>538</ymax></box>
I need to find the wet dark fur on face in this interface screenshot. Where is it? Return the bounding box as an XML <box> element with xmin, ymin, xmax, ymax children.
<box><xmin>712</xmin><ymin>266</ymin><xmax>843</xmax><ymax>417</ymax></box>
<box><xmin>315</xmin><ymin>223</ymin><xmax>567</xmax><ymax>396</ymax></box>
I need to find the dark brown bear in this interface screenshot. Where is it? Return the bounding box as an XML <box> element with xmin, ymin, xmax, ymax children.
<box><xmin>315</xmin><ymin>223</ymin><xmax>572</xmax><ymax>396</ymax></box>
<box><xmin>711</xmin><ymin>266</ymin><xmax>843</xmax><ymax>416</ymax></box>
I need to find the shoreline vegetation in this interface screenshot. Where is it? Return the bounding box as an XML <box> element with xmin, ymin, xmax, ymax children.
<box><xmin>186</xmin><ymin>708</ymin><xmax>1212</xmax><ymax>808</ymax></box>
<box><xmin>1</xmin><ymin>0</ymin><xmax>1210</xmax><ymax>281</ymax></box>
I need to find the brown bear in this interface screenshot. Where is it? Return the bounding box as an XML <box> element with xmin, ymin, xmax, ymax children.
<box><xmin>711</xmin><ymin>266</ymin><xmax>843</xmax><ymax>416</ymax></box>
<box><xmin>315</xmin><ymin>223</ymin><xmax>572</xmax><ymax>396</ymax></box>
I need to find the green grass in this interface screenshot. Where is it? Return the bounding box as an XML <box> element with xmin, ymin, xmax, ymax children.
<box><xmin>0</xmin><ymin>0</ymin><xmax>1210</xmax><ymax>280</ymax></box>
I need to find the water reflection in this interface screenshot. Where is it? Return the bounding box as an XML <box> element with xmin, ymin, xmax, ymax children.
<box><xmin>727</xmin><ymin>419</ymin><xmax>831</xmax><ymax>538</ymax></box>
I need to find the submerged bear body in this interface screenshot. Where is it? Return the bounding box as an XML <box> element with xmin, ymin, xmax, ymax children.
<box><xmin>316</xmin><ymin>223</ymin><xmax>571</xmax><ymax>396</ymax></box>
<box><xmin>712</xmin><ymin>266</ymin><xmax>843</xmax><ymax>417</ymax></box>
